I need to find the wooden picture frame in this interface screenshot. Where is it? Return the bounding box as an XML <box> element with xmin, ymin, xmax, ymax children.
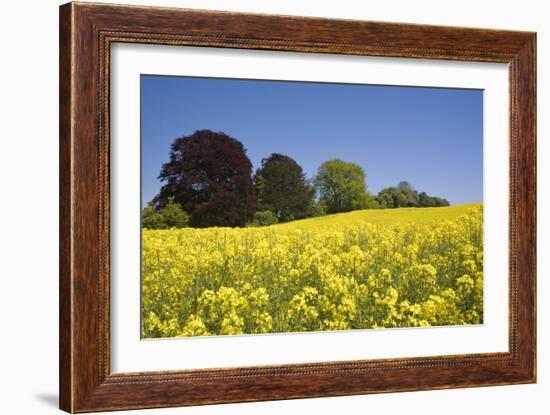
<box><xmin>59</xmin><ymin>2</ymin><xmax>536</xmax><ymax>412</ymax></box>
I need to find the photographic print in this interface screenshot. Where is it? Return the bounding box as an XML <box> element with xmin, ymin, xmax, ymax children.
<box><xmin>140</xmin><ymin>75</ymin><xmax>483</xmax><ymax>339</ymax></box>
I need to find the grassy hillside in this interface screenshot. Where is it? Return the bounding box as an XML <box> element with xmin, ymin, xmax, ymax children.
<box><xmin>273</xmin><ymin>203</ymin><xmax>481</xmax><ymax>230</ymax></box>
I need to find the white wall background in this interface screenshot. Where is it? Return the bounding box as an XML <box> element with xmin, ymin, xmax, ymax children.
<box><xmin>0</xmin><ymin>0</ymin><xmax>546</xmax><ymax>414</ymax></box>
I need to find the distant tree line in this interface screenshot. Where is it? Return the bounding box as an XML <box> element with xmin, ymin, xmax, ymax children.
<box><xmin>376</xmin><ymin>181</ymin><xmax>450</xmax><ymax>209</ymax></box>
<box><xmin>144</xmin><ymin>130</ymin><xmax>450</xmax><ymax>229</ymax></box>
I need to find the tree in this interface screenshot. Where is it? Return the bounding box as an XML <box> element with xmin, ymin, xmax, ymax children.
<box><xmin>142</xmin><ymin>206</ymin><xmax>165</xmax><ymax>229</ymax></box>
<box><xmin>417</xmin><ymin>191</ymin><xmax>435</xmax><ymax>207</ymax></box>
<box><xmin>377</xmin><ymin>187</ymin><xmax>407</xmax><ymax>208</ymax></box>
<box><xmin>160</xmin><ymin>201</ymin><xmax>189</xmax><ymax>228</ymax></box>
<box><xmin>307</xmin><ymin>200</ymin><xmax>327</xmax><ymax>217</ymax></box>
<box><xmin>254</xmin><ymin>153</ymin><xmax>314</xmax><ymax>222</ymax></box>
<box><xmin>362</xmin><ymin>193</ymin><xmax>380</xmax><ymax>209</ymax></box>
<box><xmin>378</xmin><ymin>185</ymin><xmax>450</xmax><ymax>209</ymax></box>
<box><xmin>142</xmin><ymin>202</ymin><xmax>189</xmax><ymax>229</ymax></box>
<box><xmin>250</xmin><ymin>210</ymin><xmax>279</xmax><ymax>227</ymax></box>
<box><xmin>397</xmin><ymin>181</ymin><xmax>419</xmax><ymax>207</ymax></box>
<box><xmin>314</xmin><ymin>159</ymin><xmax>369</xmax><ymax>214</ymax></box>
<box><xmin>432</xmin><ymin>197</ymin><xmax>450</xmax><ymax>207</ymax></box>
<box><xmin>397</xmin><ymin>181</ymin><xmax>413</xmax><ymax>191</ymax></box>
<box><xmin>154</xmin><ymin>130</ymin><xmax>256</xmax><ymax>227</ymax></box>
<box><xmin>417</xmin><ymin>191</ymin><xmax>450</xmax><ymax>207</ymax></box>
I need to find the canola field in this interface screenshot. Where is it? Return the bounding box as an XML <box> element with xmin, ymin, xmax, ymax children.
<box><xmin>142</xmin><ymin>203</ymin><xmax>483</xmax><ymax>338</ymax></box>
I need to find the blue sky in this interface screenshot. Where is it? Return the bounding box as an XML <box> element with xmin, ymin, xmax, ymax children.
<box><xmin>141</xmin><ymin>75</ymin><xmax>483</xmax><ymax>207</ymax></box>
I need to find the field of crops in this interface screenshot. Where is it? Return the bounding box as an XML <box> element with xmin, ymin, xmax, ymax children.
<box><xmin>141</xmin><ymin>203</ymin><xmax>483</xmax><ymax>338</ymax></box>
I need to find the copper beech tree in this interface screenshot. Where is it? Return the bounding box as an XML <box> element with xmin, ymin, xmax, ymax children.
<box><xmin>154</xmin><ymin>130</ymin><xmax>256</xmax><ymax>227</ymax></box>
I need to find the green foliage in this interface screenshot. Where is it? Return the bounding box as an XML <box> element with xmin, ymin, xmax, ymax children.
<box><xmin>142</xmin><ymin>207</ymin><xmax>165</xmax><ymax>229</ymax></box>
<box><xmin>160</xmin><ymin>202</ymin><xmax>189</xmax><ymax>228</ymax></box>
<box><xmin>307</xmin><ymin>200</ymin><xmax>327</xmax><ymax>217</ymax></box>
<box><xmin>254</xmin><ymin>153</ymin><xmax>314</xmax><ymax>222</ymax></box>
<box><xmin>314</xmin><ymin>159</ymin><xmax>370</xmax><ymax>214</ymax></box>
<box><xmin>377</xmin><ymin>184</ymin><xmax>449</xmax><ymax>209</ymax></box>
<box><xmin>152</xmin><ymin>129</ymin><xmax>452</xmax><ymax>229</ymax></box>
<box><xmin>251</xmin><ymin>210</ymin><xmax>279</xmax><ymax>227</ymax></box>
<box><xmin>351</xmin><ymin>191</ymin><xmax>380</xmax><ymax>210</ymax></box>
<box><xmin>417</xmin><ymin>191</ymin><xmax>450</xmax><ymax>207</ymax></box>
<box><xmin>377</xmin><ymin>187</ymin><xmax>408</xmax><ymax>208</ymax></box>
<box><xmin>364</xmin><ymin>193</ymin><xmax>381</xmax><ymax>209</ymax></box>
<box><xmin>142</xmin><ymin>202</ymin><xmax>189</xmax><ymax>229</ymax></box>
<box><xmin>397</xmin><ymin>181</ymin><xmax>420</xmax><ymax>206</ymax></box>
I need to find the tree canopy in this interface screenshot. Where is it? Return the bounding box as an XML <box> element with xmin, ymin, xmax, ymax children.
<box><xmin>377</xmin><ymin>183</ymin><xmax>449</xmax><ymax>208</ymax></box>
<box><xmin>417</xmin><ymin>192</ymin><xmax>450</xmax><ymax>208</ymax></box>
<box><xmin>314</xmin><ymin>159</ymin><xmax>371</xmax><ymax>214</ymax></box>
<box><xmin>149</xmin><ymin>130</ymin><xmax>452</xmax><ymax>228</ymax></box>
<box><xmin>254</xmin><ymin>153</ymin><xmax>314</xmax><ymax>222</ymax></box>
<box><xmin>153</xmin><ymin>130</ymin><xmax>256</xmax><ymax>227</ymax></box>
<box><xmin>142</xmin><ymin>201</ymin><xmax>189</xmax><ymax>229</ymax></box>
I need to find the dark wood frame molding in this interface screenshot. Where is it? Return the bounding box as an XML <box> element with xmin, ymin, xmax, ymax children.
<box><xmin>59</xmin><ymin>2</ymin><xmax>536</xmax><ymax>412</ymax></box>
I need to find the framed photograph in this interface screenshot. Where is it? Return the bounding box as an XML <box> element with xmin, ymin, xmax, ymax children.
<box><xmin>59</xmin><ymin>2</ymin><xmax>536</xmax><ymax>412</ymax></box>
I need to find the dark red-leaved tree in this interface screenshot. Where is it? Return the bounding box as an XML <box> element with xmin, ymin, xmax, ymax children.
<box><xmin>153</xmin><ymin>130</ymin><xmax>256</xmax><ymax>227</ymax></box>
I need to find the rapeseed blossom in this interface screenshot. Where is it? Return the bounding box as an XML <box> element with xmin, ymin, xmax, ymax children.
<box><xmin>142</xmin><ymin>205</ymin><xmax>483</xmax><ymax>338</ymax></box>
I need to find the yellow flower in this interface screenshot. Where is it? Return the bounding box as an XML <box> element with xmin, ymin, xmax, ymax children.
<box><xmin>141</xmin><ymin>204</ymin><xmax>483</xmax><ymax>337</ymax></box>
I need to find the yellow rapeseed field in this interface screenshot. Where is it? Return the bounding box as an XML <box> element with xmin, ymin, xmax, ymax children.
<box><xmin>142</xmin><ymin>203</ymin><xmax>483</xmax><ymax>338</ymax></box>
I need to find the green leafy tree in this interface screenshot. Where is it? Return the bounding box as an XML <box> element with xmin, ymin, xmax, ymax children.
<box><xmin>410</xmin><ymin>187</ymin><xmax>449</xmax><ymax>208</ymax></box>
<box><xmin>254</xmin><ymin>153</ymin><xmax>314</xmax><ymax>222</ymax></box>
<box><xmin>307</xmin><ymin>200</ymin><xmax>327</xmax><ymax>217</ymax></box>
<box><xmin>142</xmin><ymin>202</ymin><xmax>189</xmax><ymax>229</ymax></box>
<box><xmin>142</xmin><ymin>206</ymin><xmax>165</xmax><ymax>229</ymax></box>
<box><xmin>377</xmin><ymin>187</ymin><xmax>406</xmax><ymax>208</ymax></box>
<box><xmin>251</xmin><ymin>210</ymin><xmax>279</xmax><ymax>227</ymax></box>
<box><xmin>432</xmin><ymin>197</ymin><xmax>450</xmax><ymax>207</ymax></box>
<box><xmin>417</xmin><ymin>191</ymin><xmax>435</xmax><ymax>207</ymax></box>
<box><xmin>160</xmin><ymin>201</ymin><xmax>189</xmax><ymax>228</ymax></box>
<box><xmin>314</xmin><ymin>159</ymin><xmax>370</xmax><ymax>213</ymax></box>
<box><xmin>397</xmin><ymin>181</ymin><xmax>419</xmax><ymax>207</ymax></box>
<box><xmin>378</xmin><ymin>185</ymin><xmax>450</xmax><ymax>208</ymax></box>
<box><xmin>361</xmin><ymin>193</ymin><xmax>380</xmax><ymax>209</ymax></box>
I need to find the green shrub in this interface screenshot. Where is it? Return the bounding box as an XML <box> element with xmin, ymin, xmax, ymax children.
<box><xmin>142</xmin><ymin>207</ymin><xmax>165</xmax><ymax>229</ymax></box>
<box><xmin>160</xmin><ymin>202</ymin><xmax>189</xmax><ymax>228</ymax></box>
<box><xmin>307</xmin><ymin>200</ymin><xmax>327</xmax><ymax>217</ymax></box>
<box><xmin>142</xmin><ymin>202</ymin><xmax>189</xmax><ymax>229</ymax></box>
<box><xmin>253</xmin><ymin>210</ymin><xmax>279</xmax><ymax>226</ymax></box>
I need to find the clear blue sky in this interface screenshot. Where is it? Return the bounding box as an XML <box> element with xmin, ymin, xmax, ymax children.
<box><xmin>141</xmin><ymin>75</ymin><xmax>483</xmax><ymax>207</ymax></box>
